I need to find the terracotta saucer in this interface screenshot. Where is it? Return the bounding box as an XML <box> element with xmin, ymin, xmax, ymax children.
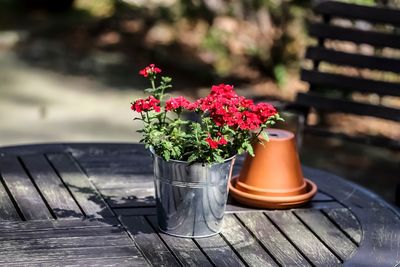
<box><xmin>229</xmin><ymin>175</ymin><xmax>318</xmax><ymax>209</ymax></box>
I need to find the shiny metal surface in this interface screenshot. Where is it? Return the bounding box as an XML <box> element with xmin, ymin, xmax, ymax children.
<box><xmin>152</xmin><ymin>153</ymin><xmax>236</xmax><ymax>238</ymax></box>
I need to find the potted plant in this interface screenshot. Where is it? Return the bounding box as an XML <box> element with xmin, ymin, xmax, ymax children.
<box><xmin>131</xmin><ymin>64</ymin><xmax>281</xmax><ymax>238</ymax></box>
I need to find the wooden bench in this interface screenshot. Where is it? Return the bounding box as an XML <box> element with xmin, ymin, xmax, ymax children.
<box><xmin>289</xmin><ymin>0</ymin><xmax>400</xmax><ymax>206</ymax></box>
<box><xmin>294</xmin><ymin>0</ymin><xmax>400</xmax><ymax>149</ymax></box>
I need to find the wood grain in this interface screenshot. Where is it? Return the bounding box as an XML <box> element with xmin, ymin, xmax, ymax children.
<box><xmin>195</xmin><ymin>233</ymin><xmax>246</xmax><ymax>267</ymax></box>
<box><xmin>323</xmin><ymin>208</ymin><xmax>362</xmax><ymax>244</ymax></box>
<box><xmin>147</xmin><ymin>216</ymin><xmax>213</xmax><ymax>267</ymax></box>
<box><xmin>0</xmin><ymin>179</ymin><xmax>20</xmax><ymax>220</ymax></box>
<box><xmin>0</xmin><ymin>155</ymin><xmax>52</xmax><ymax>220</ymax></box>
<box><xmin>343</xmin><ymin>207</ymin><xmax>400</xmax><ymax>267</ymax></box>
<box><xmin>267</xmin><ymin>211</ymin><xmax>341</xmax><ymax>266</ymax></box>
<box><xmin>47</xmin><ymin>154</ymin><xmax>113</xmax><ymax>218</ymax></box>
<box><xmin>236</xmin><ymin>212</ymin><xmax>310</xmax><ymax>266</ymax></box>
<box><xmin>21</xmin><ymin>155</ymin><xmax>83</xmax><ymax>219</ymax></box>
<box><xmin>120</xmin><ymin>215</ymin><xmax>180</xmax><ymax>267</ymax></box>
<box><xmin>295</xmin><ymin>209</ymin><xmax>358</xmax><ymax>260</ymax></box>
<box><xmin>221</xmin><ymin>214</ymin><xmax>278</xmax><ymax>267</ymax></box>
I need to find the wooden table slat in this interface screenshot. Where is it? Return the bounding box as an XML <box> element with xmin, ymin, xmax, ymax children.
<box><xmin>101</xmin><ymin>188</ymin><xmax>155</xmax><ymax>208</ymax></box>
<box><xmin>0</xmin><ymin>246</ymin><xmax>144</xmax><ymax>264</ymax></box>
<box><xmin>0</xmin><ymin>155</ymin><xmax>52</xmax><ymax>220</ymax></box>
<box><xmin>236</xmin><ymin>212</ymin><xmax>311</xmax><ymax>266</ymax></box>
<box><xmin>2</xmin><ymin>257</ymin><xmax>148</xmax><ymax>267</ymax></box>
<box><xmin>90</xmin><ymin>174</ymin><xmax>153</xmax><ymax>190</ymax></box>
<box><xmin>21</xmin><ymin>155</ymin><xmax>84</xmax><ymax>219</ymax></box>
<box><xmin>313</xmin><ymin>192</ymin><xmax>334</xmax><ymax>201</ymax></box>
<box><xmin>267</xmin><ymin>211</ymin><xmax>341</xmax><ymax>266</ymax></box>
<box><xmin>323</xmin><ymin>208</ymin><xmax>362</xmax><ymax>245</ymax></box>
<box><xmin>343</xmin><ymin>207</ymin><xmax>400</xmax><ymax>267</ymax></box>
<box><xmin>303</xmin><ymin>167</ymin><xmax>384</xmax><ymax>209</ymax></box>
<box><xmin>221</xmin><ymin>214</ymin><xmax>278</xmax><ymax>267</ymax></box>
<box><xmin>195</xmin><ymin>233</ymin><xmax>246</xmax><ymax>267</ymax></box>
<box><xmin>0</xmin><ymin>217</ymin><xmax>119</xmax><ymax>232</ymax></box>
<box><xmin>0</xmin><ymin>179</ymin><xmax>20</xmax><ymax>221</ymax></box>
<box><xmin>147</xmin><ymin>216</ymin><xmax>214</xmax><ymax>267</ymax></box>
<box><xmin>0</xmin><ymin>226</ymin><xmax>126</xmax><ymax>241</ymax></box>
<box><xmin>47</xmin><ymin>154</ymin><xmax>113</xmax><ymax>218</ymax></box>
<box><xmin>225</xmin><ymin>198</ymin><xmax>344</xmax><ymax>213</ymax></box>
<box><xmin>0</xmin><ymin>235</ymin><xmax>133</xmax><ymax>251</ymax></box>
<box><xmin>120</xmin><ymin>215</ymin><xmax>181</xmax><ymax>266</ymax></box>
<box><xmin>295</xmin><ymin>209</ymin><xmax>358</xmax><ymax>261</ymax></box>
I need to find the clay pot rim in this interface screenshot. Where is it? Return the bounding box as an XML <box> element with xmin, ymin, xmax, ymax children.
<box><xmin>235</xmin><ymin>179</ymin><xmax>307</xmax><ymax>196</ymax></box>
<box><xmin>229</xmin><ymin>176</ymin><xmax>317</xmax><ymax>203</ymax></box>
<box><xmin>263</xmin><ymin>129</ymin><xmax>295</xmax><ymax>142</ymax></box>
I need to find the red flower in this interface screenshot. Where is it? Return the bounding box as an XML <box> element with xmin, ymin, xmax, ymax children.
<box><xmin>139</xmin><ymin>64</ymin><xmax>162</xmax><ymax>77</ymax></box>
<box><xmin>165</xmin><ymin>96</ymin><xmax>191</xmax><ymax>111</ymax></box>
<box><xmin>131</xmin><ymin>95</ymin><xmax>161</xmax><ymax>112</ymax></box>
<box><xmin>210</xmin><ymin>84</ymin><xmax>237</xmax><ymax>98</ymax></box>
<box><xmin>238</xmin><ymin>111</ymin><xmax>262</xmax><ymax>130</ymax></box>
<box><xmin>205</xmin><ymin>136</ymin><xmax>219</xmax><ymax>149</ymax></box>
<box><xmin>252</xmin><ymin>102</ymin><xmax>277</xmax><ymax>122</ymax></box>
<box><xmin>205</xmin><ymin>134</ymin><xmax>227</xmax><ymax>149</ymax></box>
<box><xmin>186</xmin><ymin>102</ymin><xmax>199</xmax><ymax>111</ymax></box>
<box><xmin>239</xmin><ymin>97</ymin><xmax>254</xmax><ymax>109</ymax></box>
<box><xmin>218</xmin><ymin>136</ymin><xmax>227</xmax><ymax>145</ymax></box>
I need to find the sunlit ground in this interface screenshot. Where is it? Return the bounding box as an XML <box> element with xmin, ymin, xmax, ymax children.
<box><xmin>0</xmin><ymin>49</ymin><xmax>144</xmax><ymax>145</ymax></box>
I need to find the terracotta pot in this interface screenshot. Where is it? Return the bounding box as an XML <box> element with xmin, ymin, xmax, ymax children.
<box><xmin>229</xmin><ymin>129</ymin><xmax>317</xmax><ymax>209</ymax></box>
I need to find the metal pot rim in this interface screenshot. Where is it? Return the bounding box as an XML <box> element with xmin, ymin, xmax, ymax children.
<box><xmin>149</xmin><ymin>147</ymin><xmax>236</xmax><ymax>166</ymax></box>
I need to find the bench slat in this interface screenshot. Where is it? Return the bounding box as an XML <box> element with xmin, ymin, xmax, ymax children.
<box><xmin>296</xmin><ymin>92</ymin><xmax>400</xmax><ymax>122</ymax></box>
<box><xmin>301</xmin><ymin>69</ymin><xmax>400</xmax><ymax>97</ymax></box>
<box><xmin>306</xmin><ymin>47</ymin><xmax>400</xmax><ymax>73</ymax></box>
<box><xmin>313</xmin><ymin>1</ymin><xmax>400</xmax><ymax>26</ymax></box>
<box><xmin>309</xmin><ymin>23</ymin><xmax>400</xmax><ymax>49</ymax></box>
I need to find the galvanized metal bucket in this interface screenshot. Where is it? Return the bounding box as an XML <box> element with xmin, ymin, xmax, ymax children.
<box><xmin>152</xmin><ymin>152</ymin><xmax>236</xmax><ymax>238</ymax></box>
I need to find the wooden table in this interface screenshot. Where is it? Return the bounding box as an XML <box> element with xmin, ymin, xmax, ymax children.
<box><xmin>0</xmin><ymin>143</ymin><xmax>399</xmax><ymax>267</ymax></box>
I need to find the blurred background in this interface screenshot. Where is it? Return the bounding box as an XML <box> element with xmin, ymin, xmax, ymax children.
<box><xmin>0</xmin><ymin>0</ymin><xmax>399</xmax><ymax>203</ymax></box>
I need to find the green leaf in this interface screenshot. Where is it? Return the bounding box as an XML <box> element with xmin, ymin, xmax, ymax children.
<box><xmin>261</xmin><ymin>131</ymin><xmax>269</xmax><ymax>142</ymax></box>
<box><xmin>188</xmin><ymin>153</ymin><xmax>198</xmax><ymax>163</ymax></box>
<box><xmin>162</xmin><ymin>76</ymin><xmax>172</xmax><ymax>83</ymax></box>
<box><xmin>213</xmin><ymin>153</ymin><xmax>224</xmax><ymax>163</ymax></box>
<box><xmin>144</xmin><ymin>87</ymin><xmax>158</xmax><ymax>93</ymax></box>
<box><xmin>171</xmin><ymin>146</ymin><xmax>181</xmax><ymax>158</ymax></box>
<box><xmin>163</xmin><ymin>150</ymin><xmax>171</xmax><ymax>161</ymax></box>
<box><xmin>245</xmin><ymin>142</ymin><xmax>254</xmax><ymax>156</ymax></box>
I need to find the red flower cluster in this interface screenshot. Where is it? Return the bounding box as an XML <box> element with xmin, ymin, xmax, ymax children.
<box><xmin>139</xmin><ymin>64</ymin><xmax>161</xmax><ymax>77</ymax></box>
<box><xmin>165</xmin><ymin>96</ymin><xmax>191</xmax><ymax>111</ymax></box>
<box><xmin>131</xmin><ymin>96</ymin><xmax>161</xmax><ymax>112</ymax></box>
<box><xmin>196</xmin><ymin>84</ymin><xmax>277</xmax><ymax>130</ymax></box>
<box><xmin>205</xmin><ymin>135</ymin><xmax>227</xmax><ymax>149</ymax></box>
